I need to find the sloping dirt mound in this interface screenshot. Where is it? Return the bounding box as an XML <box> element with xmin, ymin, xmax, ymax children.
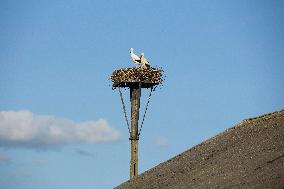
<box><xmin>115</xmin><ymin>110</ymin><xmax>284</xmax><ymax>189</ymax></box>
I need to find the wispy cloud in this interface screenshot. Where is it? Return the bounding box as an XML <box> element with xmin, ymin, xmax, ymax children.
<box><xmin>32</xmin><ymin>159</ymin><xmax>48</xmax><ymax>166</ymax></box>
<box><xmin>155</xmin><ymin>136</ymin><xmax>168</xmax><ymax>147</ymax></box>
<box><xmin>0</xmin><ymin>154</ymin><xmax>12</xmax><ymax>164</ymax></box>
<box><xmin>75</xmin><ymin>148</ymin><xmax>95</xmax><ymax>158</ymax></box>
<box><xmin>0</xmin><ymin>110</ymin><xmax>121</xmax><ymax>150</ymax></box>
<box><xmin>10</xmin><ymin>170</ymin><xmax>32</xmax><ymax>178</ymax></box>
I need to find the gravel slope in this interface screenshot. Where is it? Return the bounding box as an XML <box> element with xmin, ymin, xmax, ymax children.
<box><xmin>115</xmin><ymin>110</ymin><xmax>284</xmax><ymax>189</ymax></box>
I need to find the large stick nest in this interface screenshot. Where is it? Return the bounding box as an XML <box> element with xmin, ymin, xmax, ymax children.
<box><xmin>110</xmin><ymin>67</ymin><xmax>164</xmax><ymax>88</ymax></box>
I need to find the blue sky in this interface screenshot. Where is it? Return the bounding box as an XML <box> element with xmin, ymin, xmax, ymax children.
<box><xmin>0</xmin><ymin>0</ymin><xmax>283</xmax><ymax>188</ymax></box>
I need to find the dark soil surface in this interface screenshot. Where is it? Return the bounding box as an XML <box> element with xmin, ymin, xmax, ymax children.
<box><xmin>115</xmin><ymin>110</ymin><xmax>284</xmax><ymax>189</ymax></box>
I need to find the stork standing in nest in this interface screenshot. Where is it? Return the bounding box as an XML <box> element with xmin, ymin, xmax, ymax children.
<box><xmin>130</xmin><ymin>48</ymin><xmax>141</xmax><ymax>67</ymax></box>
<box><xmin>130</xmin><ymin>48</ymin><xmax>151</xmax><ymax>68</ymax></box>
<box><xmin>140</xmin><ymin>53</ymin><xmax>150</xmax><ymax>68</ymax></box>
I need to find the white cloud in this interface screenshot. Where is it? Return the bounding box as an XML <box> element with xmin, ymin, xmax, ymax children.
<box><xmin>0</xmin><ymin>110</ymin><xmax>121</xmax><ymax>149</ymax></box>
<box><xmin>155</xmin><ymin>136</ymin><xmax>168</xmax><ymax>147</ymax></box>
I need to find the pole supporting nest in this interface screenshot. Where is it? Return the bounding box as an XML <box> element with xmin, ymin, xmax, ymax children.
<box><xmin>110</xmin><ymin>66</ymin><xmax>164</xmax><ymax>180</ymax></box>
<box><xmin>129</xmin><ymin>82</ymin><xmax>140</xmax><ymax>178</ymax></box>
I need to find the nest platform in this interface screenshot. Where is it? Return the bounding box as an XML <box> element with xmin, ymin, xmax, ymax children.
<box><xmin>110</xmin><ymin>67</ymin><xmax>164</xmax><ymax>88</ymax></box>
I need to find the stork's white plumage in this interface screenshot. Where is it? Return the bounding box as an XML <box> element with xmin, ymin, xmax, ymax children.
<box><xmin>130</xmin><ymin>48</ymin><xmax>141</xmax><ymax>65</ymax></box>
<box><xmin>140</xmin><ymin>53</ymin><xmax>150</xmax><ymax>68</ymax></box>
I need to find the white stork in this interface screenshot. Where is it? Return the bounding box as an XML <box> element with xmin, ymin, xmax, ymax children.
<box><xmin>140</xmin><ymin>53</ymin><xmax>150</xmax><ymax>68</ymax></box>
<box><xmin>130</xmin><ymin>48</ymin><xmax>141</xmax><ymax>66</ymax></box>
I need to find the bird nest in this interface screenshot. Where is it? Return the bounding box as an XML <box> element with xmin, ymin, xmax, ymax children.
<box><xmin>110</xmin><ymin>67</ymin><xmax>164</xmax><ymax>88</ymax></box>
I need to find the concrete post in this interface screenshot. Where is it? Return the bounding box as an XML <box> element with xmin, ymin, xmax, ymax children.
<box><xmin>129</xmin><ymin>83</ymin><xmax>141</xmax><ymax>179</ymax></box>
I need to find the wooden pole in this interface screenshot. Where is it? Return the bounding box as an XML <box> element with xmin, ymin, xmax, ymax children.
<box><xmin>129</xmin><ymin>83</ymin><xmax>141</xmax><ymax>180</ymax></box>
